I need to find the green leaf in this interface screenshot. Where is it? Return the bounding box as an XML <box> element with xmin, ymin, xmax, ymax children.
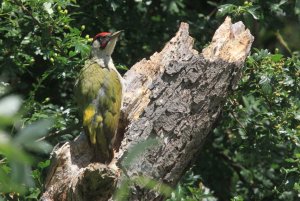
<box><xmin>247</xmin><ymin>6</ymin><xmax>260</xmax><ymax>20</ymax></box>
<box><xmin>26</xmin><ymin>141</ymin><xmax>53</xmax><ymax>154</ymax></box>
<box><xmin>74</xmin><ymin>43</ymin><xmax>90</xmax><ymax>58</ymax></box>
<box><xmin>295</xmin><ymin>0</ymin><xmax>300</xmax><ymax>16</ymax></box>
<box><xmin>114</xmin><ymin>179</ymin><xmax>131</xmax><ymax>201</ymax></box>
<box><xmin>121</xmin><ymin>138</ymin><xmax>158</xmax><ymax>168</ymax></box>
<box><xmin>231</xmin><ymin>196</ymin><xmax>244</xmax><ymax>201</ymax></box>
<box><xmin>43</xmin><ymin>2</ymin><xmax>54</xmax><ymax>15</ymax></box>
<box><xmin>0</xmin><ymin>141</ymin><xmax>32</xmax><ymax>164</ymax></box>
<box><xmin>15</xmin><ymin>119</ymin><xmax>53</xmax><ymax>144</ymax></box>
<box><xmin>133</xmin><ymin>176</ymin><xmax>173</xmax><ymax>197</ymax></box>
<box><xmin>217</xmin><ymin>4</ymin><xmax>236</xmax><ymax>16</ymax></box>
<box><xmin>116</xmin><ymin>64</ymin><xmax>129</xmax><ymax>71</ymax></box>
<box><xmin>10</xmin><ymin>162</ymin><xmax>34</xmax><ymax>188</ymax></box>
<box><xmin>294</xmin><ymin>183</ymin><xmax>300</xmax><ymax>192</ymax></box>
<box><xmin>283</xmin><ymin>76</ymin><xmax>294</xmax><ymax>86</ymax></box>
<box><xmin>259</xmin><ymin>75</ymin><xmax>272</xmax><ymax>94</ymax></box>
<box><xmin>271</xmin><ymin>54</ymin><xmax>283</xmax><ymax>62</ymax></box>
<box><xmin>38</xmin><ymin>160</ymin><xmax>50</xmax><ymax>169</ymax></box>
<box><xmin>271</xmin><ymin>0</ymin><xmax>288</xmax><ymax>16</ymax></box>
<box><xmin>0</xmin><ymin>116</ymin><xmax>14</xmax><ymax>127</ymax></box>
<box><xmin>68</xmin><ymin>50</ymin><xmax>77</xmax><ymax>57</ymax></box>
<box><xmin>14</xmin><ymin>119</ymin><xmax>53</xmax><ymax>153</ymax></box>
<box><xmin>0</xmin><ymin>95</ymin><xmax>22</xmax><ymax>117</ymax></box>
<box><xmin>0</xmin><ymin>167</ymin><xmax>25</xmax><ymax>194</ymax></box>
<box><xmin>25</xmin><ymin>187</ymin><xmax>41</xmax><ymax>200</ymax></box>
<box><xmin>207</xmin><ymin>1</ymin><xmax>218</xmax><ymax>7</ymax></box>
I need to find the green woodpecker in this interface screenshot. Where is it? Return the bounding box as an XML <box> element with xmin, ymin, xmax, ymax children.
<box><xmin>75</xmin><ymin>31</ymin><xmax>123</xmax><ymax>163</ymax></box>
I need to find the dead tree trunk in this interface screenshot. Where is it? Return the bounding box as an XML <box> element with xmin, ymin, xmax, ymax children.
<box><xmin>41</xmin><ymin>17</ymin><xmax>254</xmax><ymax>201</ymax></box>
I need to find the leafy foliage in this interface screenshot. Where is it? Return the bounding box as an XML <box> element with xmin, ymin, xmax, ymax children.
<box><xmin>194</xmin><ymin>50</ymin><xmax>300</xmax><ymax>200</ymax></box>
<box><xmin>0</xmin><ymin>94</ymin><xmax>52</xmax><ymax>199</ymax></box>
<box><xmin>115</xmin><ymin>139</ymin><xmax>173</xmax><ymax>201</ymax></box>
<box><xmin>0</xmin><ymin>0</ymin><xmax>299</xmax><ymax>200</ymax></box>
<box><xmin>166</xmin><ymin>170</ymin><xmax>216</xmax><ymax>201</ymax></box>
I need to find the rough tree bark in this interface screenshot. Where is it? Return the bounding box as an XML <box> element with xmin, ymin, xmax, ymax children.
<box><xmin>41</xmin><ymin>17</ymin><xmax>254</xmax><ymax>201</ymax></box>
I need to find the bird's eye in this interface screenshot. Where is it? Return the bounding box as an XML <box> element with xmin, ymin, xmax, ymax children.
<box><xmin>98</xmin><ymin>36</ymin><xmax>110</xmax><ymax>49</ymax></box>
<box><xmin>97</xmin><ymin>36</ymin><xmax>109</xmax><ymax>43</ymax></box>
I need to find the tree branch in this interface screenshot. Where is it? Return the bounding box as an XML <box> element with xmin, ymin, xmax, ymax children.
<box><xmin>36</xmin><ymin>124</ymin><xmax>81</xmax><ymax>142</ymax></box>
<box><xmin>41</xmin><ymin>17</ymin><xmax>254</xmax><ymax>201</ymax></box>
<box><xmin>10</xmin><ymin>0</ymin><xmax>42</xmax><ymax>26</ymax></box>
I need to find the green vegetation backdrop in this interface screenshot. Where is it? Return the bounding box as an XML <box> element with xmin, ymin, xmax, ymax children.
<box><xmin>0</xmin><ymin>0</ymin><xmax>299</xmax><ymax>200</ymax></box>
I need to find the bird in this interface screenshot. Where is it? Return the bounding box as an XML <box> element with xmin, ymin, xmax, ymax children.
<box><xmin>75</xmin><ymin>30</ymin><xmax>123</xmax><ymax>164</ymax></box>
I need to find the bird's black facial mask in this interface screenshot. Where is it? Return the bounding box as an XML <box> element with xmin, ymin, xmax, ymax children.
<box><xmin>98</xmin><ymin>36</ymin><xmax>111</xmax><ymax>49</ymax></box>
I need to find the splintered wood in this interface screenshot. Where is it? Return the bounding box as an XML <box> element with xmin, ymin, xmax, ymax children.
<box><xmin>41</xmin><ymin>17</ymin><xmax>253</xmax><ymax>201</ymax></box>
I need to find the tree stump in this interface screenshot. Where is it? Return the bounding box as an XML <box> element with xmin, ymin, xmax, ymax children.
<box><xmin>41</xmin><ymin>17</ymin><xmax>254</xmax><ymax>201</ymax></box>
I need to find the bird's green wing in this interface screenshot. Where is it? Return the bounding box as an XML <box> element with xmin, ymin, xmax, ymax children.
<box><xmin>75</xmin><ymin>60</ymin><xmax>122</xmax><ymax>163</ymax></box>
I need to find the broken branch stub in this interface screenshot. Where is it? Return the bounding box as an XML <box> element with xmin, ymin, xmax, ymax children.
<box><xmin>41</xmin><ymin>17</ymin><xmax>254</xmax><ymax>201</ymax></box>
<box><xmin>118</xmin><ymin>17</ymin><xmax>253</xmax><ymax>200</ymax></box>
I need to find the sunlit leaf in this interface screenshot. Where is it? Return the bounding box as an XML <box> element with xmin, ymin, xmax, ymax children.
<box><xmin>113</xmin><ymin>179</ymin><xmax>131</xmax><ymax>201</ymax></box>
<box><xmin>247</xmin><ymin>6</ymin><xmax>260</xmax><ymax>20</ymax></box>
<box><xmin>217</xmin><ymin>4</ymin><xmax>236</xmax><ymax>16</ymax></box>
<box><xmin>15</xmin><ymin>119</ymin><xmax>53</xmax><ymax>145</ymax></box>
<box><xmin>43</xmin><ymin>2</ymin><xmax>54</xmax><ymax>15</ymax></box>
<box><xmin>259</xmin><ymin>75</ymin><xmax>272</xmax><ymax>94</ymax></box>
<box><xmin>133</xmin><ymin>176</ymin><xmax>173</xmax><ymax>197</ymax></box>
<box><xmin>0</xmin><ymin>95</ymin><xmax>22</xmax><ymax>117</ymax></box>
<box><xmin>121</xmin><ymin>138</ymin><xmax>158</xmax><ymax>168</ymax></box>
<box><xmin>25</xmin><ymin>188</ymin><xmax>41</xmax><ymax>199</ymax></box>
<box><xmin>10</xmin><ymin>162</ymin><xmax>34</xmax><ymax>188</ymax></box>
<box><xmin>0</xmin><ymin>141</ymin><xmax>32</xmax><ymax>164</ymax></box>
<box><xmin>271</xmin><ymin>54</ymin><xmax>283</xmax><ymax>62</ymax></box>
<box><xmin>37</xmin><ymin>160</ymin><xmax>50</xmax><ymax>169</ymax></box>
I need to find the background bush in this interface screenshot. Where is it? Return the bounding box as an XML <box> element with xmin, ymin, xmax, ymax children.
<box><xmin>0</xmin><ymin>0</ymin><xmax>299</xmax><ymax>200</ymax></box>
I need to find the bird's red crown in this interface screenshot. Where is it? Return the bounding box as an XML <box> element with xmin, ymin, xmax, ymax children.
<box><xmin>93</xmin><ymin>32</ymin><xmax>111</xmax><ymax>41</ymax></box>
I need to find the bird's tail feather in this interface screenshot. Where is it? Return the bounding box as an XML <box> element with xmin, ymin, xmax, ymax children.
<box><xmin>92</xmin><ymin>143</ymin><xmax>113</xmax><ymax>164</ymax></box>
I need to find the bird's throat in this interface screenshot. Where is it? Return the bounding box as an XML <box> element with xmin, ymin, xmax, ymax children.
<box><xmin>91</xmin><ymin>53</ymin><xmax>118</xmax><ymax>75</ymax></box>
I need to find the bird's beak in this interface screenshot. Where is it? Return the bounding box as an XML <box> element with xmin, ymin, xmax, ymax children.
<box><xmin>110</xmin><ymin>30</ymin><xmax>123</xmax><ymax>40</ymax></box>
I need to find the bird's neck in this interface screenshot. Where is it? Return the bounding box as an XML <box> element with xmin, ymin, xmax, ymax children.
<box><xmin>91</xmin><ymin>51</ymin><xmax>124</xmax><ymax>96</ymax></box>
<box><xmin>91</xmin><ymin>50</ymin><xmax>116</xmax><ymax>71</ymax></box>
